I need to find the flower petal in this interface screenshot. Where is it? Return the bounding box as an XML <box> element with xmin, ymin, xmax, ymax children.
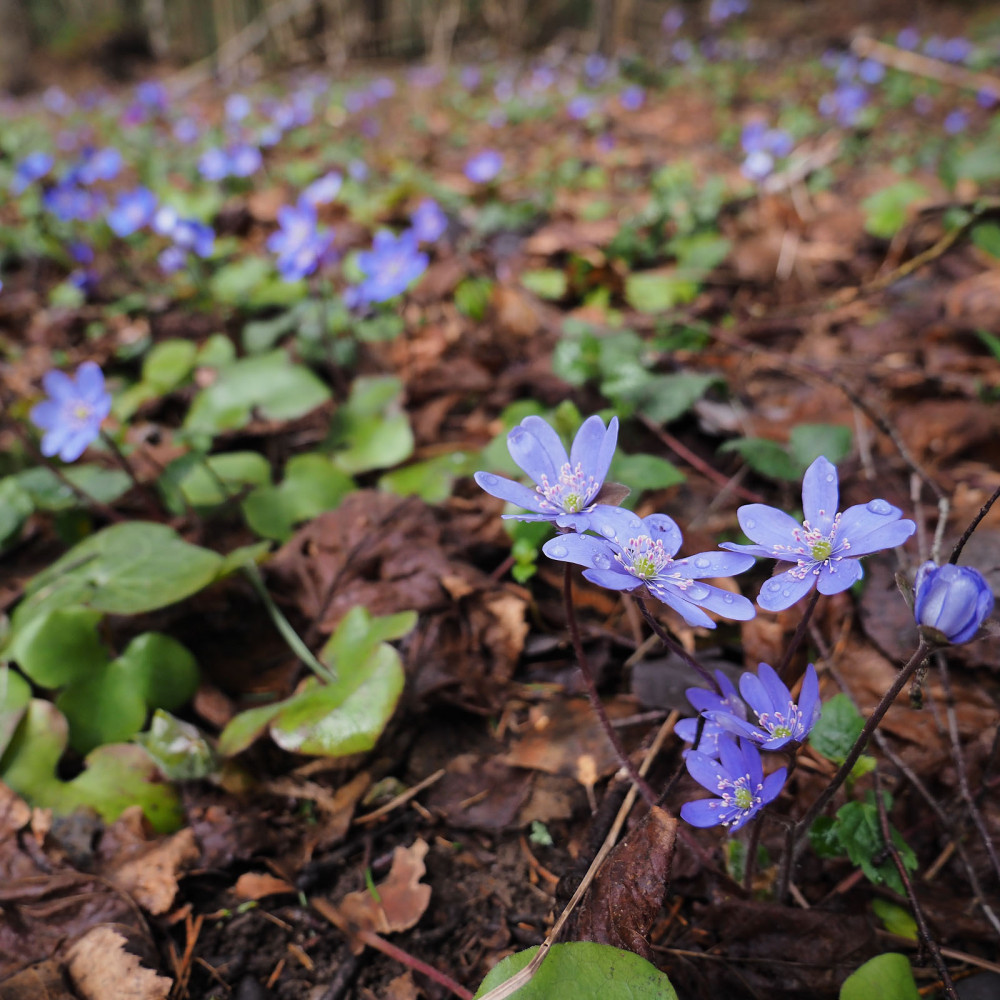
<box><xmin>41</xmin><ymin>370</ymin><xmax>76</xmax><ymax>401</ymax></box>
<box><xmin>761</xmin><ymin>767</ymin><xmax>788</xmax><ymax>807</ymax></box>
<box><xmin>680</xmin><ymin>798</ymin><xmax>724</xmax><ymax>828</ymax></box>
<box><xmin>543</xmin><ymin>532</ymin><xmax>613</xmax><ymax>567</ymax></box>
<box><xmin>75</xmin><ymin>361</ymin><xmax>105</xmax><ymax>399</ymax></box>
<box><xmin>585</xmin><ymin>505</ymin><xmax>645</xmax><ymax>545</ymax></box>
<box><xmin>647</xmin><ymin>585</ymin><xmax>717</xmax><ymax>628</ymax></box>
<box><xmin>684</xmin><ymin>584</ymin><xmax>756</xmax><ymax>622</ymax></box>
<box><xmin>685</xmin><ymin>750</ymin><xmax>727</xmax><ymax>793</ymax></box>
<box><xmin>642</xmin><ymin>513</ymin><xmax>683</xmax><ymax>557</ymax></box>
<box><xmin>739</xmin><ymin>671</ymin><xmax>773</xmax><ymax>718</ymax></box>
<box><xmin>816</xmin><ymin>557</ymin><xmax>863</xmax><ymax>595</ymax></box>
<box><xmin>582</xmin><ymin>567</ymin><xmax>644</xmax><ymax>592</ymax></box>
<box><xmin>29</xmin><ymin>399</ymin><xmax>61</xmax><ymax>431</ymax></box>
<box><xmin>569</xmin><ymin>415</ymin><xmax>612</xmax><ymax>478</ymax></box>
<box><xmin>474</xmin><ymin>471</ymin><xmax>544</xmax><ymax>513</ymax></box>
<box><xmin>519</xmin><ymin>416</ymin><xmax>568</xmax><ymax>470</ymax></box>
<box><xmin>757</xmin><ymin>662</ymin><xmax>792</xmax><ymax>711</ymax></box>
<box><xmin>673</xmin><ymin>550</ymin><xmax>756</xmax><ymax>579</ymax></box>
<box><xmin>757</xmin><ymin>567</ymin><xmax>817</xmax><ymax>611</ymax></box>
<box><xmin>736</xmin><ymin>504</ymin><xmax>807</xmax><ymax>552</ymax></box>
<box><xmin>836</xmin><ymin>503</ymin><xmax>916</xmax><ymax>557</ymax></box>
<box><xmin>801</xmin><ymin>456</ymin><xmax>839</xmax><ymax>534</ymax></box>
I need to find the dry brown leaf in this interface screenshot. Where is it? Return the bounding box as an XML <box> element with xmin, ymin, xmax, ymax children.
<box><xmin>338</xmin><ymin>839</ymin><xmax>432</xmax><ymax>939</ymax></box>
<box><xmin>0</xmin><ymin>959</ymin><xmax>76</xmax><ymax>1000</ymax></box>
<box><xmin>65</xmin><ymin>927</ymin><xmax>171</xmax><ymax>1000</ymax></box>
<box><xmin>233</xmin><ymin>872</ymin><xmax>296</xmax><ymax>900</ymax></box>
<box><xmin>382</xmin><ymin>971</ymin><xmax>420</xmax><ymax>1000</ymax></box>
<box><xmin>0</xmin><ymin>783</ymin><xmax>30</xmax><ymax>837</ymax></box>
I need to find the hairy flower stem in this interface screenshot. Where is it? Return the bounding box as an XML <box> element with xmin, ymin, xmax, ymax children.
<box><xmin>563</xmin><ymin>566</ymin><xmax>657</xmax><ymax>807</ymax></box>
<box><xmin>100</xmin><ymin>429</ymin><xmax>164</xmax><ymax>515</ymax></box>
<box><xmin>778</xmin><ymin>639</ymin><xmax>932</xmax><ymax>901</ymax></box>
<box><xmin>776</xmin><ymin>588</ymin><xmax>820</xmax><ymax>683</ymax></box>
<box><xmin>636</xmin><ymin>599</ymin><xmax>722</xmax><ymax>696</ymax></box>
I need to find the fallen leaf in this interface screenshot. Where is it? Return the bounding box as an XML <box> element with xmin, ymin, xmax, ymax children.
<box><xmin>233</xmin><ymin>872</ymin><xmax>296</xmax><ymax>900</ymax></box>
<box><xmin>64</xmin><ymin>926</ymin><xmax>171</xmax><ymax>1000</ymax></box>
<box><xmin>0</xmin><ymin>959</ymin><xmax>76</xmax><ymax>1000</ymax></box>
<box><xmin>568</xmin><ymin>806</ymin><xmax>677</xmax><ymax>961</ymax></box>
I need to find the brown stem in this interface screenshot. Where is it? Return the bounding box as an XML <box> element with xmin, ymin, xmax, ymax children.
<box><xmin>635</xmin><ymin>599</ymin><xmax>722</xmax><ymax>696</ymax></box>
<box><xmin>776</xmin><ymin>588</ymin><xmax>820</xmax><ymax>683</ymax></box>
<box><xmin>872</xmin><ymin>770</ymin><xmax>958</xmax><ymax>1000</ymax></box>
<box><xmin>563</xmin><ymin>566</ymin><xmax>657</xmax><ymax>806</ymax></box>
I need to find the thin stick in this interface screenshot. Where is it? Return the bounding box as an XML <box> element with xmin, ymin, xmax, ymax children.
<box><xmin>563</xmin><ymin>566</ymin><xmax>656</xmax><ymax>806</ymax></box>
<box><xmin>949</xmin><ymin>483</ymin><xmax>1000</xmax><ymax>565</ymax></box>
<box><xmin>778</xmin><ymin>640</ymin><xmax>932</xmax><ymax>900</ymax></box>
<box><xmin>872</xmin><ymin>770</ymin><xmax>958</xmax><ymax>1000</ymax></box>
<box><xmin>776</xmin><ymin>588</ymin><xmax>820</xmax><ymax>683</ymax></box>
<box><xmin>636</xmin><ymin>599</ymin><xmax>722</xmax><ymax>696</ymax></box>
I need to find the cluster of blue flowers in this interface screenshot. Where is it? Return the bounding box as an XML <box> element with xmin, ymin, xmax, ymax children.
<box><xmin>475</xmin><ymin>414</ymin><xmax>995</xmax><ymax>831</ymax></box>
<box><xmin>740</xmin><ymin>119</ymin><xmax>793</xmax><ymax>182</ymax></box>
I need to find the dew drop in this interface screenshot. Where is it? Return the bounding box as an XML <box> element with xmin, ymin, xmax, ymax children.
<box><xmin>782</xmin><ymin>589</ymin><xmax>792</xmax><ymax>599</ymax></box>
<box><xmin>479</xmin><ymin>473</ymin><xmax>497</xmax><ymax>487</ymax></box>
<box><xmin>866</xmin><ymin>499</ymin><xmax>893</xmax><ymax>515</ymax></box>
<box><xmin>764</xmin><ymin>579</ymin><xmax>783</xmax><ymax>592</ymax></box>
<box><xmin>723</xmin><ymin>594</ymin><xmax>735</xmax><ymax>605</ymax></box>
<box><xmin>826</xmin><ymin>473</ymin><xmax>835</xmax><ymax>483</ymax></box>
<box><xmin>694</xmin><ymin>557</ymin><xmax>711</xmax><ymax>569</ymax></box>
<box><xmin>593</xmin><ymin>552</ymin><xmax>611</xmax><ymax>569</ymax></box>
<box><xmin>548</xmin><ymin>543</ymin><xmax>568</xmax><ymax>558</ymax></box>
<box><xmin>688</xmin><ymin>584</ymin><xmax>710</xmax><ymax>601</ymax></box>
<box><xmin>600</xmin><ymin>524</ymin><xmax>616</xmax><ymax>538</ymax></box>
<box><xmin>744</xmin><ymin>518</ymin><xmax>756</xmax><ymax>530</ymax></box>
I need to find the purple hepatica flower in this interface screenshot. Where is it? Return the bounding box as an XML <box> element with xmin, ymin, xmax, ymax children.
<box><xmin>464</xmin><ymin>150</ymin><xmax>503</xmax><ymax>184</ymax></box>
<box><xmin>620</xmin><ymin>85</ymin><xmax>646</xmax><ymax>111</ymax></box>
<box><xmin>741</xmin><ymin>150</ymin><xmax>774</xmax><ymax>182</ymax></box>
<box><xmin>11</xmin><ymin>151</ymin><xmax>54</xmax><ymax>194</ymax></box>
<box><xmin>681</xmin><ymin>736</ymin><xmax>786</xmax><ymax>831</ymax></box>
<box><xmin>662</xmin><ymin>7</ymin><xmax>684</xmax><ymax>33</ymax></box>
<box><xmin>355</xmin><ymin>228</ymin><xmax>428</xmax><ymax>304</ymax></box>
<box><xmin>43</xmin><ymin>182</ymin><xmax>105</xmax><ymax>223</ymax></box>
<box><xmin>198</xmin><ymin>147</ymin><xmax>231</xmax><ymax>181</ymax></box>
<box><xmin>475</xmin><ymin>415</ymin><xmax>619</xmax><ymax>524</ymax></box>
<box><xmin>977</xmin><ymin>88</ymin><xmax>998</xmax><ymax>109</ymax></box>
<box><xmin>710</xmin><ymin>662</ymin><xmax>820</xmax><ymax>750</ymax></box>
<box><xmin>173</xmin><ymin>117</ymin><xmax>201</xmax><ymax>143</ymax></box>
<box><xmin>675</xmin><ymin>671</ymin><xmax>747</xmax><ymax>757</ymax></box>
<box><xmin>225</xmin><ymin>93</ymin><xmax>252</xmax><ymax>122</ymax></box>
<box><xmin>543</xmin><ymin>505</ymin><xmax>756</xmax><ymax>629</ymax></box>
<box><xmin>136</xmin><ymin>80</ymin><xmax>167</xmax><ymax>111</ymax></box>
<box><xmin>567</xmin><ymin>95</ymin><xmax>596</xmax><ymax>120</ymax></box>
<box><xmin>411</xmin><ymin>198</ymin><xmax>447</xmax><ymax>243</ymax></box>
<box><xmin>302</xmin><ymin>171</ymin><xmax>343</xmax><ymax>206</ymax></box>
<box><xmin>897</xmin><ymin>27</ymin><xmax>920</xmax><ymax>51</ymax></box>
<box><xmin>944</xmin><ymin>109</ymin><xmax>969</xmax><ymax>135</ymax></box>
<box><xmin>857</xmin><ymin>59</ymin><xmax>886</xmax><ymax>85</ymax></box>
<box><xmin>107</xmin><ymin>186</ymin><xmax>157</xmax><ymax>237</ymax></box>
<box><xmin>173</xmin><ymin>218</ymin><xmax>215</xmax><ymax>258</ymax></box>
<box><xmin>30</xmin><ymin>361</ymin><xmax>111</xmax><ymax>462</ymax></box>
<box><xmin>266</xmin><ymin>199</ymin><xmax>333</xmax><ymax>281</ymax></box>
<box><xmin>76</xmin><ymin>147</ymin><xmax>122</xmax><ymax>185</ymax></box>
<box><xmin>228</xmin><ymin>144</ymin><xmax>262</xmax><ymax>178</ymax></box>
<box><xmin>914</xmin><ymin>561</ymin><xmax>994</xmax><ymax>645</ymax></box>
<box><xmin>721</xmin><ymin>455</ymin><xmax>917</xmax><ymax>612</ymax></box>
<box><xmin>460</xmin><ymin>66</ymin><xmax>482</xmax><ymax>90</ymax></box>
<box><xmin>158</xmin><ymin>246</ymin><xmax>186</xmax><ymax>273</ymax></box>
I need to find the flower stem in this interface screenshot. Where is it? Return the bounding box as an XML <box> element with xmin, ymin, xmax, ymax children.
<box><xmin>99</xmin><ymin>429</ymin><xmax>163</xmax><ymax>515</ymax></box>
<box><xmin>778</xmin><ymin>638</ymin><xmax>932</xmax><ymax>900</ymax></box>
<box><xmin>636</xmin><ymin>599</ymin><xmax>722</xmax><ymax>696</ymax></box>
<box><xmin>949</xmin><ymin>482</ymin><xmax>1000</xmax><ymax>565</ymax></box>
<box><xmin>563</xmin><ymin>566</ymin><xmax>656</xmax><ymax>807</ymax></box>
<box><xmin>776</xmin><ymin>588</ymin><xmax>820</xmax><ymax>683</ymax></box>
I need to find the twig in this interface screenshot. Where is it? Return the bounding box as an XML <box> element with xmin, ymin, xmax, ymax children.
<box><xmin>949</xmin><ymin>483</ymin><xmax>1000</xmax><ymax>565</ymax></box>
<box><xmin>475</xmin><ymin>715</ymin><xmax>676</xmax><ymax>1000</ymax></box>
<box><xmin>354</xmin><ymin>769</ymin><xmax>445</xmax><ymax>825</ymax></box>
<box><xmin>872</xmin><ymin>770</ymin><xmax>958</xmax><ymax>1000</ymax></box>
<box><xmin>563</xmin><ymin>566</ymin><xmax>657</xmax><ymax>806</ymax></box>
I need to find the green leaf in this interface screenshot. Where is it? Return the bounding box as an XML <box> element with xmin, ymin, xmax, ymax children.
<box><xmin>56</xmin><ymin>660</ymin><xmax>148</xmax><ymax>754</ymax></box>
<box><xmin>609</xmin><ymin>452</ymin><xmax>685</xmax><ymax>495</ymax></box>
<box><xmin>861</xmin><ymin>180</ymin><xmax>931</xmax><ymax>239</ymax></box>
<box><xmin>521</xmin><ymin>268</ymin><xmax>567</xmax><ymax>300</ymax></box>
<box><xmin>455</xmin><ymin>277</ymin><xmax>494</xmax><ymax>321</ymax></box>
<box><xmin>184</xmin><ymin>351</ymin><xmax>331</xmax><ymax>435</ymax></box>
<box><xmin>8</xmin><ymin>606</ymin><xmax>107</xmax><ymax>687</ymax></box>
<box><xmin>0</xmin><ymin>478</ymin><xmax>34</xmax><ymax>548</ymax></box>
<box><xmin>242</xmin><ymin>453</ymin><xmax>354</xmax><ymax>541</ymax></box>
<box><xmin>840</xmin><ymin>954</ymin><xmax>920</xmax><ymax>1000</ymax></box>
<box><xmin>136</xmin><ymin>709</ymin><xmax>216</xmax><ymax>781</ymax></box>
<box><xmin>242</xmin><ymin>310</ymin><xmax>299</xmax><ymax>353</ymax></box>
<box><xmin>834</xmin><ymin>795</ymin><xmax>918</xmax><ymax>895</ymax></box>
<box><xmin>0</xmin><ymin>700</ymin><xmax>182</xmax><ymax>833</ymax></box>
<box><xmin>949</xmin><ymin>139</ymin><xmax>1000</xmax><ymax>185</ymax></box>
<box><xmin>209</xmin><ymin>256</ymin><xmax>307</xmax><ymax>308</ymax></box>
<box><xmin>809</xmin><ymin>693</ymin><xmax>864</xmax><ymax>764</ymax></box>
<box><xmin>670</xmin><ymin>232</ymin><xmax>731</xmax><ymax>272</ymax></box>
<box><xmin>871</xmin><ymin>900</ymin><xmax>918</xmax><ymax>942</ymax></box>
<box><xmin>808</xmin><ymin>815</ymin><xmax>844</xmax><ymax>860</ymax></box>
<box><xmin>719</xmin><ymin>437</ymin><xmax>801</xmax><ymax>481</ymax></box>
<box><xmin>143</xmin><ymin>339</ymin><xmax>198</xmax><ymax>392</ymax></box>
<box><xmin>328</xmin><ymin>376</ymin><xmax>414</xmax><ymax>474</ymax></box>
<box><xmin>0</xmin><ymin>668</ymin><xmax>32</xmax><ymax>759</ymax></box>
<box><xmin>625</xmin><ymin>270</ymin><xmax>700</xmax><ymax>313</ymax></box>
<box><xmin>379</xmin><ymin>451</ymin><xmax>472</xmax><ymax>503</ymax></box>
<box><xmin>13</xmin><ymin>522</ymin><xmax>223</xmax><ymax>629</ymax></box>
<box><xmin>638</xmin><ymin>372</ymin><xmax>719</xmax><ymax>425</ymax></box>
<box><xmin>177</xmin><ymin>452</ymin><xmax>272</xmax><ymax>507</ymax></box>
<box><xmin>118</xmin><ymin>632</ymin><xmax>199</xmax><ymax>711</ymax></box>
<box><xmin>789</xmin><ymin>424</ymin><xmax>852</xmax><ymax>468</ymax></box>
<box><xmin>15</xmin><ymin>465</ymin><xmax>132</xmax><ymax>511</ymax></box>
<box><xmin>971</xmin><ymin>222</ymin><xmax>1000</xmax><ymax>260</ymax></box>
<box><xmin>474</xmin><ymin>942</ymin><xmax>678</xmax><ymax>1000</ymax></box>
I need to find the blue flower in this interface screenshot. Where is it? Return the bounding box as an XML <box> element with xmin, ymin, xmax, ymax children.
<box><xmin>30</xmin><ymin>361</ymin><xmax>111</xmax><ymax>462</ymax></box>
<box><xmin>410</xmin><ymin>199</ymin><xmax>447</xmax><ymax>243</ymax></box>
<box><xmin>355</xmin><ymin>228</ymin><xmax>428</xmax><ymax>303</ymax></box>
<box><xmin>914</xmin><ymin>561</ymin><xmax>994</xmax><ymax>645</ymax></box>
<box><xmin>709</xmin><ymin>662</ymin><xmax>820</xmax><ymax>750</ymax></box>
<box><xmin>543</xmin><ymin>505</ymin><xmax>757</xmax><ymax>629</ymax></box>
<box><xmin>11</xmin><ymin>151</ymin><xmax>54</xmax><ymax>194</ymax></box>
<box><xmin>302</xmin><ymin>171</ymin><xmax>343</xmax><ymax>206</ymax></box>
<box><xmin>680</xmin><ymin>736</ymin><xmax>786</xmax><ymax>831</ymax></box>
<box><xmin>721</xmin><ymin>455</ymin><xmax>916</xmax><ymax>612</ymax></box>
<box><xmin>475</xmin><ymin>414</ymin><xmax>619</xmax><ymax>524</ymax></box>
<box><xmin>266</xmin><ymin>199</ymin><xmax>333</xmax><ymax>281</ymax></box>
<box><xmin>75</xmin><ymin>147</ymin><xmax>122</xmax><ymax>185</ymax></box>
<box><xmin>107</xmin><ymin>186</ymin><xmax>157</xmax><ymax>237</ymax></box>
<box><xmin>674</xmin><ymin>671</ymin><xmax>747</xmax><ymax>757</ymax></box>
<box><xmin>464</xmin><ymin>150</ymin><xmax>503</xmax><ymax>183</ymax></box>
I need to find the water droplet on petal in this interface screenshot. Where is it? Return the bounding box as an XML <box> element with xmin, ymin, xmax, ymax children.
<box><xmin>782</xmin><ymin>589</ymin><xmax>792</xmax><ymax>598</ymax></box>
<box><xmin>744</xmin><ymin>518</ymin><xmax>756</xmax><ymax>530</ymax></box>
<box><xmin>826</xmin><ymin>473</ymin><xmax>835</xmax><ymax>483</ymax></box>
<box><xmin>866</xmin><ymin>499</ymin><xmax>893</xmax><ymax>515</ymax></box>
<box><xmin>694</xmin><ymin>557</ymin><xmax>711</xmax><ymax>569</ymax></box>
<box><xmin>600</xmin><ymin>524</ymin><xmax>615</xmax><ymax>538</ymax></box>
<box><xmin>593</xmin><ymin>552</ymin><xmax>611</xmax><ymax>569</ymax></box>
<box><xmin>723</xmin><ymin>594</ymin><xmax>735</xmax><ymax>604</ymax></box>
<box><xmin>548</xmin><ymin>543</ymin><xmax>568</xmax><ymax>558</ymax></box>
<box><xmin>479</xmin><ymin>473</ymin><xmax>497</xmax><ymax>487</ymax></box>
<box><xmin>764</xmin><ymin>579</ymin><xmax>783</xmax><ymax>592</ymax></box>
<box><xmin>688</xmin><ymin>583</ymin><xmax>710</xmax><ymax>600</ymax></box>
